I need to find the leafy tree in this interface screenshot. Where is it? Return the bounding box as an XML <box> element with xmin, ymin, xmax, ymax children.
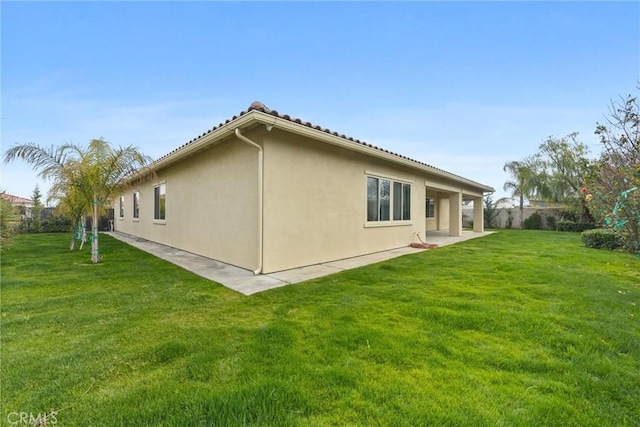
<box><xmin>30</xmin><ymin>185</ymin><xmax>43</xmax><ymax>233</ymax></box>
<box><xmin>0</xmin><ymin>190</ymin><xmax>19</xmax><ymax>253</ymax></box>
<box><xmin>534</xmin><ymin>133</ymin><xmax>593</xmax><ymax>222</ymax></box>
<box><xmin>587</xmin><ymin>88</ymin><xmax>640</xmax><ymax>254</ymax></box>
<box><xmin>504</xmin><ymin>134</ymin><xmax>595</xmax><ymax>226</ymax></box>
<box><xmin>4</xmin><ymin>138</ymin><xmax>154</xmax><ymax>262</ymax></box>
<box><xmin>483</xmin><ymin>194</ymin><xmax>500</xmax><ymax>228</ymax></box>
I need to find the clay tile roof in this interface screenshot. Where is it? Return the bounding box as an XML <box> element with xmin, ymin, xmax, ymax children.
<box><xmin>249</xmin><ymin>101</ymin><xmax>271</xmax><ymax>113</ymax></box>
<box><xmin>151</xmin><ymin>101</ymin><xmax>493</xmax><ymax>190</ymax></box>
<box><xmin>0</xmin><ymin>193</ymin><xmax>34</xmax><ymax>205</ymax></box>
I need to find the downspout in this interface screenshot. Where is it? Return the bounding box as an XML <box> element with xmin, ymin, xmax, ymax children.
<box><xmin>235</xmin><ymin>128</ymin><xmax>263</xmax><ymax>275</ymax></box>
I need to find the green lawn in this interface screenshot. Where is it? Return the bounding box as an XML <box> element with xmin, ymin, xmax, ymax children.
<box><xmin>1</xmin><ymin>230</ymin><xmax>639</xmax><ymax>426</ymax></box>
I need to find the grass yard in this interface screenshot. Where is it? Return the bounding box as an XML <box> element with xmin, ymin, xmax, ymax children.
<box><xmin>1</xmin><ymin>230</ymin><xmax>639</xmax><ymax>426</ymax></box>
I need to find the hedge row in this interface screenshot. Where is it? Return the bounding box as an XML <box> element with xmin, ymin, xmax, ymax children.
<box><xmin>556</xmin><ymin>220</ymin><xmax>596</xmax><ymax>232</ymax></box>
<box><xmin>581</xmin><ymin>229</ymin><xmax>623</xmax><ymax>250</ymax></box>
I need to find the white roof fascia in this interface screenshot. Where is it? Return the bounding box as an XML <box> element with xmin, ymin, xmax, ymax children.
<box><xmin>149</xmin><ymin>110</ymin><xmax>494</xmax><ymax>194</ymax></box>
<box><xmin>250</xmin><ymin>112</ymin><xmax>494</xmax><ymax>193</ymax></box>
<box><xmin>151</xmin><ymin>111</ymin><xmax>261</xmax><ymax>171</ymax></box>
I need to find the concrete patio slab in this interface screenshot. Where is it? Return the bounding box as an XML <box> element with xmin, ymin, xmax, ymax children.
<box><xmin>105</xmin><ymin>230</ymin><xmax>493</xmax><ymax>296</ymax></box>
<box><xmin>425</xmin><ymin>230</ymin><xmax>493</xmax><ymax>246</ymax></box>
<box><xmin>323</xmin><ymin>247</ymin><xmax>422</xmax><ymax>270</ymax></box>
<box><xmin>226</xmin><ymin>276</ymin><xmax>290</xmax><ymax>295</ymax></box>
<box><xmin>268</xmin><ymin>264</ymin><xmax>344</xmax><ymax>283</ymax></box>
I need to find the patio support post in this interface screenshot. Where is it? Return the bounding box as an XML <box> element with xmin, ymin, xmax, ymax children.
<box><xmin>473</xmin><ymin>196</ymin><xmax>484</xmax><ymax>232</ymax></box>
<box><xmin>449</xmin><ymin>191</ymin><xmax>462</xmax><ymax>237</ymax></box>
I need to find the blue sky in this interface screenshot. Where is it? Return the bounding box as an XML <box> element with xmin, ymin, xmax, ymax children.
<box><xmin>2</xmin><ymin>1</ymin><xmax>639</xmax><ymax>203</ymax></box>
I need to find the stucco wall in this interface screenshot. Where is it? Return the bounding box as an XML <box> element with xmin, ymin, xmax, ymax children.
<box><xmin>114</xmin><ymin>132</ymin><xmax>260</xmax><ymax>270</ymax></box>
<box><xmin>425</xmin><ymin>191</ymin><xmax>452</xmax><ymax>232</ymax></box>
<box><xmin>261</xmin><ymin>129</ymin><xmax>426</xmax><ymax>273</ymax></box>
<box><xmin>113</xmin><ymin>118</ymin><xmax>489</xmax><ymax>274</ymax></box>
<box><xmin>438</xmin><ymin>196</ymin><xmax>451</xmax><ymax>230</ymax></box>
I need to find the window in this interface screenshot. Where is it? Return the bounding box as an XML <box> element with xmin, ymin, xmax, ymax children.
<box><xmin>367</xmin><ymin>175</ymin><xmax>410</xmax><ymax>222</ymax></box>
<box><xmin>367</xmin><ymin>177</ymin><xmax>378</xmax><ymax>221</ymax></box>
<box><xmin>154</xmin><ymin>183</ymin><xmax>166</xmax><ymax>220</ymax></box>
<box><xmin>133</xmin><ymin>192</ymin><xmax>140</xmax><ymax>219</ymax></box>
<box><xmin>426</xmin><ymin>198</ymin><xmax>435</xmax><ymax>218</ymax></box>
<box><xmin>393</xmin><ymin>182</ymin><xmax>411</xmax><ymax>221</ymax></box>
<box><xmin>119</xmin><ymin>195</ymin><xmax>124</xmax><ymax>218</ymax></box>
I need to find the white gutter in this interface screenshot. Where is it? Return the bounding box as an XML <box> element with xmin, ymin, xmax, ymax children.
<box><xmin>247</xmin><ymin>112</ymin><xmax>495</xmax><ymax>193</ymax></box>
<box><xmin>151</xmin><ymin>111</ymin><xmax>260</xmax><ymax>172</ymax></box>
<box><xmin>149</xmin><ymin>110</ymin><xmax>492</xmax><ymax>193</ymax></box>
<box><xmin>234</xmin><ymin>128</ymin><xmax>263</xmax><ymax>275</ymax></box>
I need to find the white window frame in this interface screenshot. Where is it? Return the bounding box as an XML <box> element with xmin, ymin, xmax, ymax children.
<box><xmin>365</xmin><ymin>172</ymin><xmax>412</xmax><ymax>228</ymax></box>
<box><xmin>393</xmin><ymin>181</ymin><xmax>411</xmax><ymax>221</ymax></box>
<box><xmin>153</xmin><ymin>182</ymin><xmax>166</xmax><ymax>223</ymax></box>
<box><xmin>426</xmin><ymin>198</ymin><xmax>436</xmax><ymax>219</ymax></box>
<box><xmin>133</xmin><ymin>191</ymin><xmax>140</xmax><ymax>221</ymax></box>
<box><xmin>119</xmin><ymin>195</ymin><xmax>124</xmax><ymax>219</ymax></box>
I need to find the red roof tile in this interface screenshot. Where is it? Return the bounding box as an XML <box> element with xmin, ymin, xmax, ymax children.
<box><xmin>0</xmin><ymin>193</ymin><xmax>34</xmax><ymax>205</ymax></box>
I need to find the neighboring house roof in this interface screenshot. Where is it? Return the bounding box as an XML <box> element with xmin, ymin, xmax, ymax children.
<box><xmin>152</xmin><ymin>102</ymin><xmax>494</xmax><ymax>193</ymax></box>
<box><xmin>0</xmin><ymin>192</ymin><xmax>35</xmax><ymax>206</ymax></box>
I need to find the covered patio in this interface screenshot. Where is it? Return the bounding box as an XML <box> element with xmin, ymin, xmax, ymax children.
<box><xmin>425</xmin><ymin>180</ymin><xmax>486</xmax><ymax>237</ymax></box>
<box><xmin>422</xmin><ymin>229</ymin><xmax>494</xmax><ymax>246</ymax></box>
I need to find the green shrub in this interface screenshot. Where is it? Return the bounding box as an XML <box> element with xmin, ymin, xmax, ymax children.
<box><xmin>523</xmin><ymin>212</ymin><xmax>543</xmax><ymax>230</ymax></box>
<box><xmin>582</xmin><ymin>228</ymin><xmax>623</xmax><ymax>250</ymax></box>
<box><xmin>483</xmin><ymin>195</ymin><xmax>499</xmax><ymax>228</ymax></box>
<box><xmin>546</xmin><ymin>215</ymin><xmax>557</xmax><ymax>230</ymax></box>
<box><xmin>557</xmin><ymin>220</ymin><xmax>596</xmax><ymax>232</ymax></box>
<box><xmin>0</xmin><ymin>195</ymin><xmax>19</xmax><ymax>252</ymax></box>
<box><xmin>42</xmin><ymin>215</ymin><xmax>73</xmax><ymax>233</ymax></box>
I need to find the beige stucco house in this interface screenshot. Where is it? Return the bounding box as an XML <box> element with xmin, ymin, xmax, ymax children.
<box><xmin>1</xmin><ymin>192</ymin><xmax>35</xmax><ymax>219</ymax></box>
<box><xmin>114</xmin><ymin>102</ymin><xmax>494</xmax><ymax>274</ymax></box>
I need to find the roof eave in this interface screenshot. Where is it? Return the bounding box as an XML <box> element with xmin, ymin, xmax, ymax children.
<box><xmin>251</xmin><ymin>112</ymin><xmax>495</xmax><ymax>193</ymax></box>
<box><xmin>150</xmin><ymin>109</ymin><xmax>494</xmax><ymax>194</ymax></box>
<box><xmin>150</xmin><ymin>111</ymin><xmax>261</xmax><ymax>171</ymax></box>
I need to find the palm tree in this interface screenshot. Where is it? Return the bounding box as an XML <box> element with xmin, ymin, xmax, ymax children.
<box><xmin>4</xmin><ymin>138</ymin><xmax>153</xmax><ymax>263</ymax></box>
<box><xmin>503</xmin><ymin>158</ymin><xmax>542</xmax><ymax>228</ymax></box>
<box><xmin>52</xmin><ymin>182</ymin><xmax>90</xmax><ymax>250</ymax></box>
<box><xmin>4</xmin><ymin>143</ymin><xmax>80</xmax><ymax>247</ymax></box>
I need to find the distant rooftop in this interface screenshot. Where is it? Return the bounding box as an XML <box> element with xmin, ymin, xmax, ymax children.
<box><xmin>1</xmin><ymin>192</ymin><xmax>34</xmax><ymax>206</ymax></box>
